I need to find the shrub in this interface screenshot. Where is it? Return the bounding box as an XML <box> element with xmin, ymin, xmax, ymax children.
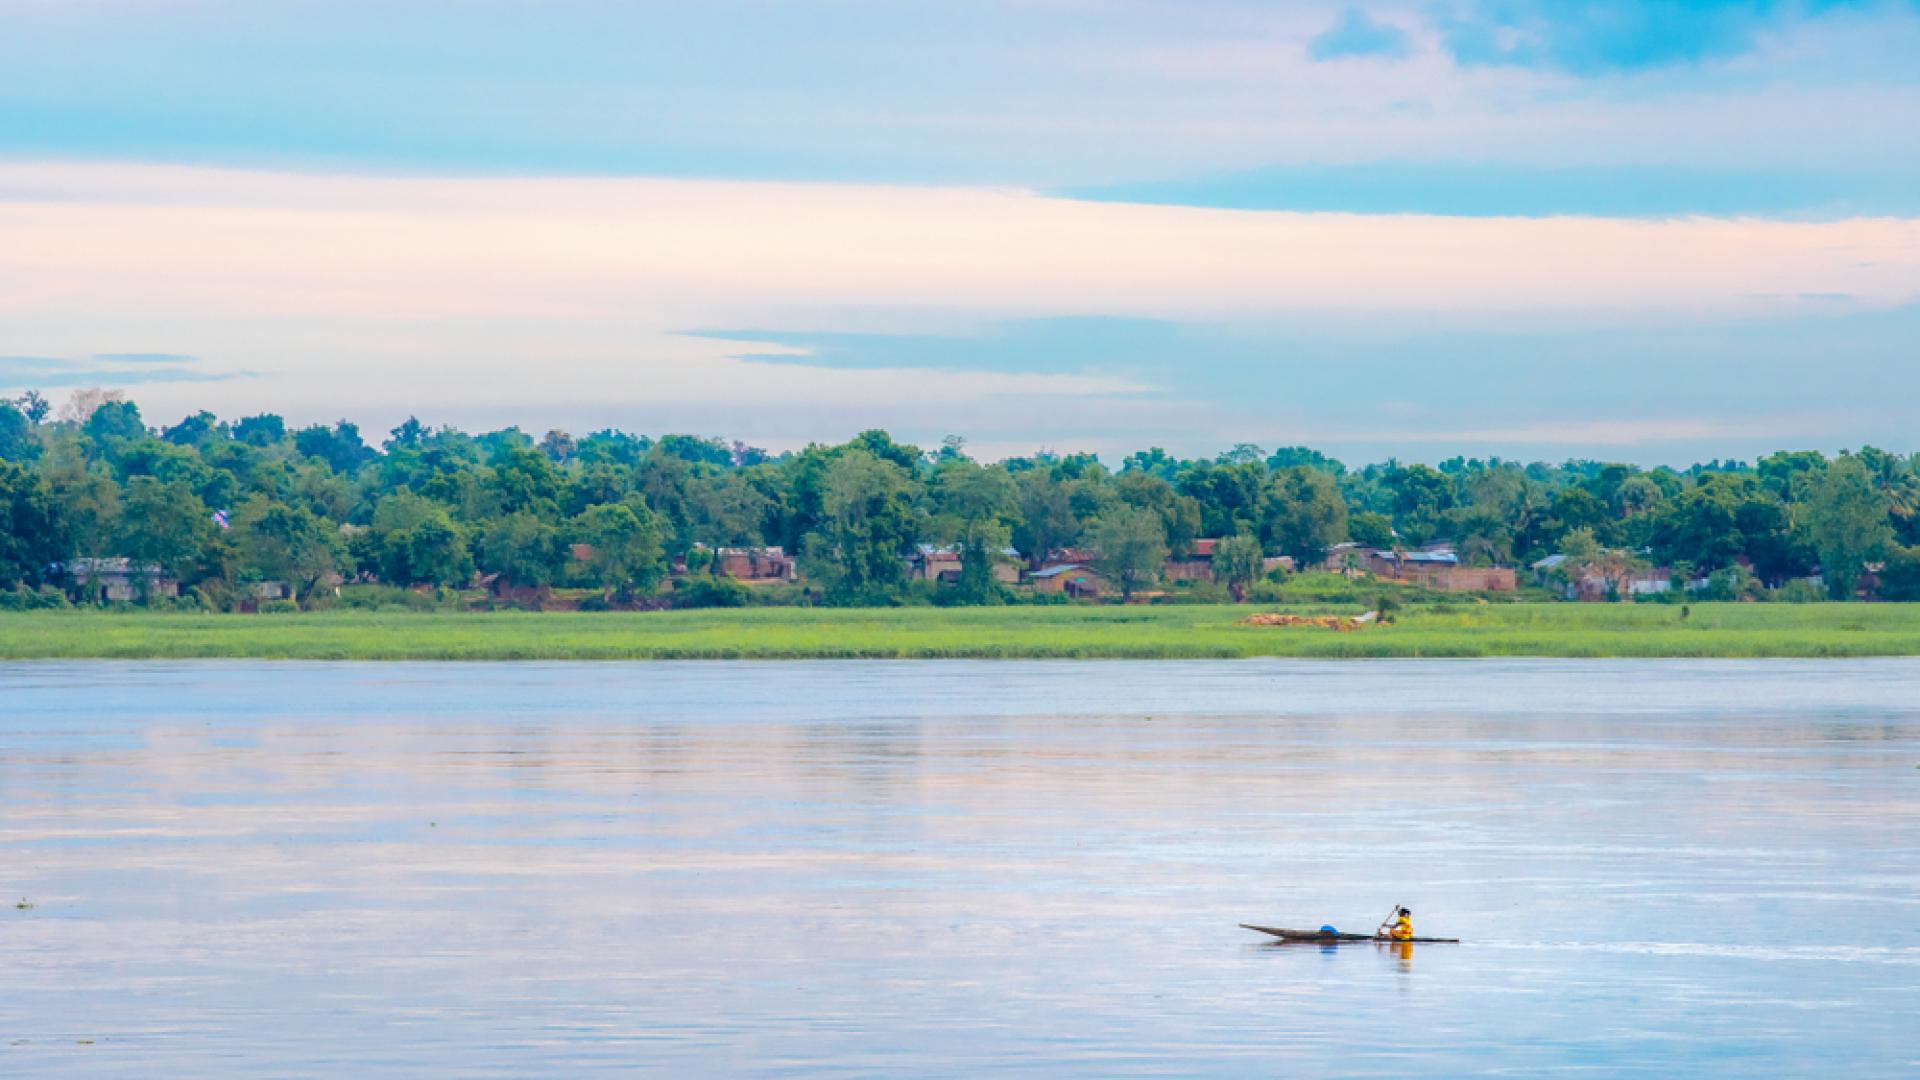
<box><xmin>1878</xmin><ymin>546</ymin><xmax>1920</xmax><ymax>602</ymax></box>
<box><xmin>0</xmin><ymin>585</ymin><xmax>68</xmax><ymax>611</ymax></box>
<box><xmin>1159</xmin><ymin>581</ymin><xmax>1231</xmax><ymax>604</ymax></box>
<box><xmin>1773</xmin><ymin>579</ymin><xmax>1825</xmax><ymax>604</ymax></box>
<box><xmin>337</xmin><ymin>584</ymin><xmax>452</xmax><ymax>611</ymax></box>
<box><xmin>673</xmin><ymin>576</ymin><xmax>752</xmax><ymax>609</ymax></box>
<box><xmin>1006</xmin><ymin>589</ymin><xmax>1071</xmax><ymax>605</ymax></box>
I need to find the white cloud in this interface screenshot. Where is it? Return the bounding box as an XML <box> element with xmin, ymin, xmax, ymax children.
<box><xmin>2</xmin><ymin>161</ymin><xmax>1917</xmax><ymax>447</ymax></box>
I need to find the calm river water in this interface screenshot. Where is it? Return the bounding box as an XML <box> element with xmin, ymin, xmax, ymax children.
<box><xmin>3</xmin><ymin>659</ymin><xmax>1918</xmax><ymax>1077</ymax></box>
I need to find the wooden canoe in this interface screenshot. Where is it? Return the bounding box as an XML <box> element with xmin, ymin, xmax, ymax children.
<box><xmin>1240</xmin><ymin>923</ymin><xmax>1461</xmax><ymax>944</ymax></box>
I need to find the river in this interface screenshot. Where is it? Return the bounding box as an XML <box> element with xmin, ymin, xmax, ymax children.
<box><xmin>3</xmin><ymin>659</ymin><xmax>1917</xmax><ymax>1076</ymax></box>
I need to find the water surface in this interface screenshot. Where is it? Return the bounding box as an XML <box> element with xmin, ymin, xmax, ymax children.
<box><xmin>4</xmin><ymin>659</ymin><xmax>1917</xmax><ymax>1076</ymax></box>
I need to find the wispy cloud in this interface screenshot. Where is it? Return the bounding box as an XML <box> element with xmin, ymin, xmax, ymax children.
<box><xmin>1063</xmin><ymin>162</ymin><xmax>1920</xmax><ymax>218</ymax></box>
<box><xmin>91</xmin><ymin>351</ymin><xmax>200</xmax><ymax>364</ymax></box>
<box><xmin>4</xmin><ymin>162</ymin><xmax>1917</xmax><ymax>461</ymax></box>
<box><xmin>0</xmin><ymin>351</ymin><xmax>233</xmax><ymax>388</ymax></box>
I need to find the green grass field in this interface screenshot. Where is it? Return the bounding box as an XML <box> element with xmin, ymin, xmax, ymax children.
<box><xmin>0</xmin><ymin>603</ymin><xmax>1915</xmax><ymax>660</ymax></box>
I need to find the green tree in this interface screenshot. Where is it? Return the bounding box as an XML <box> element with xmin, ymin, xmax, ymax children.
<box><xmin>1118</xmin><ymin>470</ymin><xmax>1202</xmax><ymax>556</ymax></box>
<box><xmin>234</xmin><ymin>497</ymin><xmax>343</xmax><ymax>605</ymax></box>
<box><xmin>13</xmin><ymin>391</ymin><xmax>50</xmax><ymax>425</ymax></box>
<box><xmin>369</xmin><ymin>493</ymin><xmax>472</xmax><ymax>587</ymax></box>
<box><xmin>115</xmin><ymin>477</ymin><xmax>212</xmax><ymax>589</ymax></box>
<box><xmin>571</xmin><ymin>501</ymin><xmax>666</xmax><ymax>599</ymax></box>
<box><xmin>1876</xmin><ymin>546</ymin><xmax>1920</xmax><ymax>602</ymax></box>
<box><xmin>1800</xmin><ymin>456</ymin><xmax>1894</xmax><ymax>599</ymax></box>
<box><xmin>800</xmin><ymin>450</ymin><xmax>919</xmax><ymax>602</ymax></box>
<box><xmin>1380</xmin><ymin>463</ymin><xmax>1454</xmax><ymax>545</ymax></box>
<box><xmin>231</xmin><ymin>413</ymin><xmax>287</xmax><ymax>447</ymax></box>
<box><xmin>385</xmin><ymin>416</ymin><xmax>431</xmax><ymax>452</ymax></box>
<box><xmin>486</xmin><ymin>441</ymin><xmax>564</xmax><ymax>515</ymax></box>
<box><xmin>162</xmin><ymin>411</ymin><xmax>223</xmax><ymax>447</ymax></box>
<box><xmin>1091</xmin><ymin>505</ymin><xmax>1168</xmax><ymax>601</ymax></box>
<box><xmin>1012</xmin><ymin>469</ymin><xmax>1080</xmax><ymax>569</ymax></box>
<box><xmin>401</xmin><ymin>519</ymin><xmax>472</xmax><ymax>588</ymax></box>
<box><xmin>1346</xmin><ymin>510</ymin><xmax>1394</xmax><ymax>549</ymax></box>
<box><xmin>293</xmin><ymin>420</ymin><xmax>374</xmax><ymax>474</ymax></box>
<box><xmin>37</xmin><ymin>437</ymin><xmax>119</xmax><ymax>557</ymax></box>
<box><xmin>1212</xmin><ymin>533</ymin><xmax>1265</xmax><ymax>602</ymax></box>
<box><xmin>1453</xmin><ymin>505</ymin><xmax>1512</xmax><ymax>567</ymax></box>
<box><xmin>1173</xmin><ymin>461</ymin><xmax>1264</xmax><ymax>539</ymax></box>
<box><xmin>1266</xmin><ymin>446</ymin><xmax>1345</xmax><ymax>475</ymax></box>
<box><xmin>1648</xmin><ymin>484</ymin><xmax>1744</xmax><ymax>571</ymax></box>
<box><xmin>1262</xmin><ymin>466</ymin><xmax>1348</xmax><ymax>567</ymax></box>
<box><xmin>84</xmin><ymin>399</ymin><xmax>147</xmax><ymax>444</ymax></box>
<box><xmin>478</xmin><ymin>511</ymin><xmax>565</xmax><ymax>592</ymax></box>
<box><xmin>933</xmin><ymin>460</ymin><xmax>1018</xmax><ymax>603</ymax></box>
<box><xmin>0</xmin><ymin>402</ymin><xmax>33</xmax><ymax>461</ymax></box>
<box><xmin>688</xmin><ymin>472</ymin><xmax>772</xmax><ymax>548</ymax></box>
<box><xmin>0</xmin><ymin>461</ymin><xmax>66</xmax><ymax>588</ymax></box>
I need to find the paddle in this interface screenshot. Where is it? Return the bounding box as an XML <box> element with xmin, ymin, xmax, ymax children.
<box><xmin>1376</xmin><ymin>904</ymin><xmax>1401</xmax><ymax>939</ymax></box>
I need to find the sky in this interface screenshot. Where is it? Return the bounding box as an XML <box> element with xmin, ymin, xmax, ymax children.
<box><xmin>2</xmin><ymin>0</ymin><xmax>1918</xmax><ymax>465</ymax></box>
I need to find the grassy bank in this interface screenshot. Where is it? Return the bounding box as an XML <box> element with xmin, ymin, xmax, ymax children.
<box><xmin>0</xmin><ymin>603</ymin><xmax>1916</xmax><ymax>660</ymax></box>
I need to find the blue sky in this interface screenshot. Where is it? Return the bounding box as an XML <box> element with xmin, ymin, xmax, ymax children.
<box><xmin>2</xmin><ymin>0</ymin><xmax>1918</xmax><ymax>463</ymax></box>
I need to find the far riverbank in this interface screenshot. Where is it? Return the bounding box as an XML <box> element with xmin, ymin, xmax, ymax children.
<box><xmin>0</xmin><ymin>603</ymin><xmax>1915</xmax><ymax>660</ymax></box>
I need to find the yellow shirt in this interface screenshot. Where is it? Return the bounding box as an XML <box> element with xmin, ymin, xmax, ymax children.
<box><xmin>1390</xmin><ymin>917</ymin><xmax>1413</xmax><ymax>940</ymax></box>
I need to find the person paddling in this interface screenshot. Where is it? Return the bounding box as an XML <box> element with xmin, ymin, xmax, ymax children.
<box><xmin>1378</xmin><ymin>907</ymin><xmax>1413</xmax><ymax>941</ymax></box>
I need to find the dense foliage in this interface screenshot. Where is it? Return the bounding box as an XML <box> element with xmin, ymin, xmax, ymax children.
<box><xmin>2</xmin><ymin>390</ymin><xmax>1917</xmax><ymax>607</ymax></box>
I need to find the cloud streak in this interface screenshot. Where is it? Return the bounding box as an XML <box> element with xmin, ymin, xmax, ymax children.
<box><xmin>3</xmin><ymin>161</ymin><xmax>1917</xmax><ymax>460</ymax></box>
<box><xmin>0</xmin><ymin>351</ymin><xmax>233</xmax><ymax>388</ymax></box>
<box><xmin>5</xmin><ymin>162</ymin><xmax>1915</xmax><ymax>325</ymax></box>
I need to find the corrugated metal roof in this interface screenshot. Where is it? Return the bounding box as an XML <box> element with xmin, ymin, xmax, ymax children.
<box><xmin>1377</xmin><ymin>549</ymin><xmax>1458</xmax><ymax>565</ymax></box>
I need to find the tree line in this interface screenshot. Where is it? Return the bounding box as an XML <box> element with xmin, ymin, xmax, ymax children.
<box><xmin>2</xmin><ymin>388</ymin><xmax>1918</xmax><ymax>607</ymax></box>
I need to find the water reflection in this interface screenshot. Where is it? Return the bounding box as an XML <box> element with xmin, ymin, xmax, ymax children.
<box><xmin>2</xmin><ymin>659</ymin><xmax>1917</xmax><ymax>1077</ymax></box>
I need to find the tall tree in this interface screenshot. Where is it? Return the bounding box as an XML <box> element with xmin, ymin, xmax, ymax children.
<box><xmin>0</xmin><ymin>402</ymin><xmax>36</xmax><ymax>461</ymax></box>
<box><xmin>162</xmin><ymin>411</ymin><xmax>223</xmax><ymax>447</ymax></box>
<box><xmin>1380</xmin><ymin>463</ymin><xmax>1454</xmax><ymax>544</ymax></box>
<box><xmin>570</xmin><ymin>501</ymin><xmax>666</xmax><ymax>599</ymax></box>
<box><xmin>1013</xmin><ymin>469</ymin><xmax>1080</xmax><ymax>569</ymax></box>
<box><xmin>234</xmin><ymin>497</ymin><xmax>342</xmax><ymax>605</ymax></box>
<box><xmin>1212</xmin><ymin>533</ymin><xmax>1265</xmax><ymax>602</ymax></box>
<box><xmin>801</xmin><ymin>449</ymin><xmax>919</xmax><ymax>601</ymax></box>
<box><xmin>1800</xmin><ymin>457</ymin><xmax>1894</xmax><ymax>599</ymax></box>
<box><xmin>486</xmin><ymin>441</ymin><xmax>564</xmax><ymax>515</ymax></box>
<box><xmin>1091</xmin><ymin>505</ymin><xmax>1169</xmax><ymax>601</ymax></box>
<box><xmin>115</xmin><ymin>477</ymin><xmax>212</xmax><ymax>588</ymax></box>
<box><xmin>369</xmin><ymin>493</ymin><xmax>471</xmax><ymax>587</ymax></box>
<box><xmin>933</xmin><ymin>460</ymin><xmax>1018</xmax><ymax>603</ymax></box>
<box><xmin>478</xmin><ymin>511</ymin><xmax>565</xmax><ymax>593</ymax></box>
<box><xmin>1118</xmin><ymin>470</ymin><xmax>1202</xmax><ymax>556</ymax></box>
<box><xmin>84</xmin><ymin>399</ymin><xmax>147</xmax><ymax>444</ymax></box>
<box><xmin>1262</xmin><ymin>466</ymin><xmax>1349</xmax><ymax>567</ymax></box>
<box><xmin>1876</xmin><ymin>546</ymin><xmax>1920</xmax><ymax>602</ymax></box>
<box><xmin>0</xmin><ymin>461</ymin><xmax>66</xmax><ymax>588</ymax></box>
<box><xmin>293</xmin><ymin>421</ymin><xmax>374</xmax><ymax>475</ymax></box>
<box><xmin>231</xmin><ymin>413</ymin><xmax>287</xmax><ymax>448</ymax></box>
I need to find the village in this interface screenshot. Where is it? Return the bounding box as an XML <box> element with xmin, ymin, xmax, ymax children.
<box><xmin>42</xmin><ymin>536</ymin><xmax>1809</xmax><ymax>608</ymax></box>
<box><xmin>52</xmin><ymin>525</ymin><xmax>1898</xmax><ymax>610</ymax></box>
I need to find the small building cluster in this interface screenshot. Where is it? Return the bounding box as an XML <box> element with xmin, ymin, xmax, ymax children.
<box><xmin>54</xmin><ymin>558</ymin><xmax>180</xmax><ymax>603</ymax></box>
<box><xmin>1321</xmin><ymin>543</ymin><xmax>1518</xmax><ymax>593</ymax></box>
